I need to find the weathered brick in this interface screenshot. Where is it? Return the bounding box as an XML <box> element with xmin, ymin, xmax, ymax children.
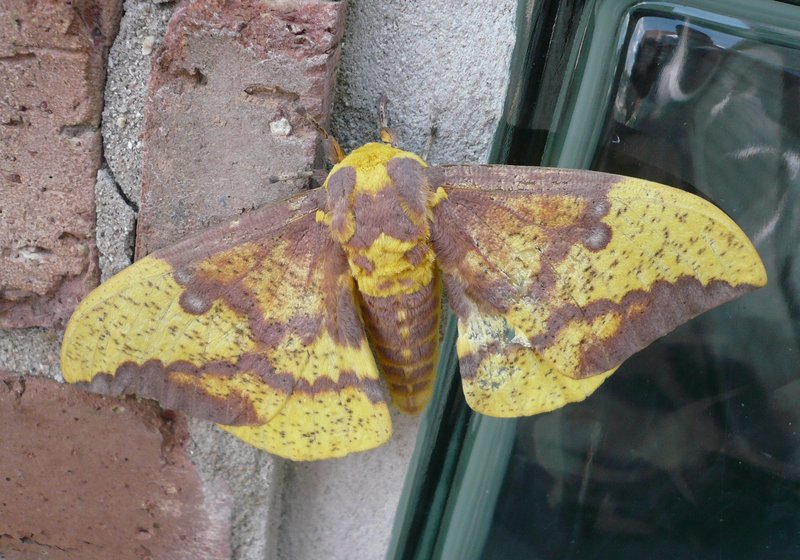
<box><xmin>136</xmin><ymin>0</ymin><xmax>346</xmax><ymax>256</ymax></box>
<box><xmin>0</xmin><ymin>373</ymin><xmax>231</xmax><ymax>559</ymax></box>
<box><xmin>0</xmin><ymin>0</ymin><xmax>122</xmax><ymax>328</ymax></box>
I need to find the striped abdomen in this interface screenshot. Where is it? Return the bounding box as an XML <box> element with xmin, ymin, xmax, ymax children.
<box><xmin>359</xmin><ymin>270</ymin><xmax>441</xmax><ymax>414</ymax></box>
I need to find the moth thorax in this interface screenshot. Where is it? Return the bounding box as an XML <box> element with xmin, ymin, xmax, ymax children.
<box><xmin>345</xmin><ymin>236</ymin><xmax>437</xmax><ymax>299</ymax></box>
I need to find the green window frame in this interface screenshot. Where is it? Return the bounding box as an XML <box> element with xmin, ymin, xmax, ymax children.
<box><xmin>390</xmin><ymin>0</ymin><xmax>800</xmax><ymax>558</ymax></box>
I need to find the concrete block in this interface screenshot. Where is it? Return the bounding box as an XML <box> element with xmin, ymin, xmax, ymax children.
<box><xmin>331</xmin><ymin>0</ymin><xmax>516</xmax><ymax>164</ymax></box>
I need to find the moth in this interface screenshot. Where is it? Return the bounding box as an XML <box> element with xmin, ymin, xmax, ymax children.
<box><xmin>61</xmin><ymin>137</ymin><xmax>767</xmax><ymax>461</ymax></box>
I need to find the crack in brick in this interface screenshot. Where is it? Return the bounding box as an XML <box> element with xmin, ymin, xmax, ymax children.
<box><xmin>0</xmin><ymin>52</ymin><xmax>36</xmax><ymax>62</ymax></box>
<box><xmin>11</xmin><ymin>533</ymin><xmax>79</xmax><ymax>553</ymax></box>
<box><xmin>244</xmin><ymin>83</ymin><xmax>300</xmax><ymax>101</ymax></box>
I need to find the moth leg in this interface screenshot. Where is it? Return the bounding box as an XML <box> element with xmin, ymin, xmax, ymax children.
<box><xmin>377</xmin><ymin>94</ymin><xmax>400</xmax><ymax>147</ymax></box>
<box><xmin>421</xmin><ymin>124</ymin><xmax>438</xmax><ymax>162</ymax></box>
<box><xmin>296</xmin><ymin>106</ymin><xmax>346</xmax><ymax>164</ymax></box>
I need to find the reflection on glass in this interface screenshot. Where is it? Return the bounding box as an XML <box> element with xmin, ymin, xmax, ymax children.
<box><xmin>483</xmin><ymin>12</ymin><xmax>800</xmax><ymax>560</ymax></box>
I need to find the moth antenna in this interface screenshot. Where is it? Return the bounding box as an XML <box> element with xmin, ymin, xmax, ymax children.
<box><xmin>295</xmin><ymin>106</ymin><xmax>346</xmax><ymax>164</ymax></box>
<box><xmin>376</xmin><ymin>94</ymin><xmax>400</xmax><ymax>147</ymax></box>
<box><xmin>377</xmin><ymin>94</ymin><xmax>390</xmax><ymax>128</ymax></box>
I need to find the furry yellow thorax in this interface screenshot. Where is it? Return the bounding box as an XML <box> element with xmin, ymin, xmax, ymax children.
<box><xmin>319</xmin><ymin>143</ymin><xmax>437</xmax><ymax>298</ymax></box>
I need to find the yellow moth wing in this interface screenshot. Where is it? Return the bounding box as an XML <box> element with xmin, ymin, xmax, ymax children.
<box><xmin>61</xmin><ymin>188</ymin><xmax>391</xmax><ymax>459</ymax></box>
<box><xmin>221</xmin><ymin>266</ymin><xmax>392</xmax><ymax>460</ymax></box>
<box><xmin>61</xmin><ymin>249</ymin><xmax>277</xmax><ymax>425</ymax></box>
<box><xmin>62</xmin><ymin>257</ymin><xmax>255</xmax><ymax>377</ymax></box>
<box><xmin>429</xmin><ymin>165</ymin><xmax>766</xmax><ymax>417</ymax></box>
<box><xmin>221</xmin><ymin>334</ymin><xmax>391</xmax><ymax>461</ymax></box>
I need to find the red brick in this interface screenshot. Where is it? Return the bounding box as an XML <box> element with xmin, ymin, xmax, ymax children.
<box><xmin>136</xmin><ymin>0</ymin><xmax>346</xmax><ymax>255</ymax></box>
<box><xmin>0</xmin><ymin>0</ymin><xmax>122</xmax><ymax>328</ymax></box>
<box><xmin>0</xmin><ymin>373</ymin><xmax>231</xmax><ymax>559</ymax></box>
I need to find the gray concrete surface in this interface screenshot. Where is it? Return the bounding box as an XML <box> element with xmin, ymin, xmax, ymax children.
<box><xmin>0</xmin><ymin>328</ymin><xmax>63</xmax><ymax>379</ymax></box>
<box><xmin>95</xmin><ymin>168</ymin><xmax>136</xmax><ymax>281</ymax></box>
<box><xmin>102</xmin><ymin>0</ymin><xmax>174</xmax><ymax>205</ymax></box>
<box><xmin>331</xmin><ymin>0</ymin><xmax>516</xmax><ymax>165</ymax></box>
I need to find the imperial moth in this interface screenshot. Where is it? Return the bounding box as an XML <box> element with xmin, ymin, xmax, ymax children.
<box><xmin>60</xmin><ymin>141</ymin><xmax>767</xmax><ymax>460</ymax></box>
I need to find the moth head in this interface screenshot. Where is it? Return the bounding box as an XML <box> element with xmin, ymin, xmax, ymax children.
<box><xmin>322</xmin><ymin>143</ymin><xmax>429</xmax><ymax>243</ymax></box>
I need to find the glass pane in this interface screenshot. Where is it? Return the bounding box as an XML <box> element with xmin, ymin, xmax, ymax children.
<box><xmin>481</xmin><ymin>3</ymin><xmax>800</xmax><ymax>560</ymax></box>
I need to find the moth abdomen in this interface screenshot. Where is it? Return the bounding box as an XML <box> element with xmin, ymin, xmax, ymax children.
<box><xmin>359</xmin><ymin>275</ymin><xmax>441</xmax><ymax>414</ymax></box>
